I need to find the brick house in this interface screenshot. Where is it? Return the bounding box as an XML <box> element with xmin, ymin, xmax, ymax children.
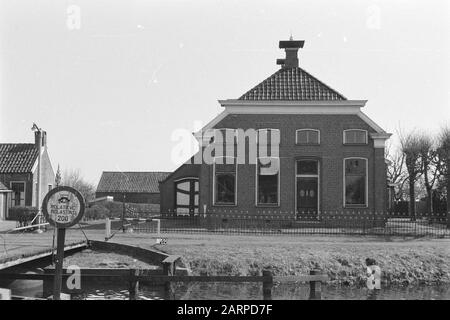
<box><xmin>96</xmin><ymin>171</ymin><xmax>171</xmax><ymax>204</ymax></box>
<box><xmin>0</xmin><ymin>130</ymin><xmax>56</xmax><ymax>219</ymax></box>
<box><xmin>160</xmin><ymin>39</ymin><xmax>391</xmax><ymax>218</ymax></box>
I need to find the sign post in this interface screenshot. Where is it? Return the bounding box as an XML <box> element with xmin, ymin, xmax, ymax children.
<box><xmin>42</xmin><ymin>186</ymin><xmax>85</xmax><ymax>300</ymax></box>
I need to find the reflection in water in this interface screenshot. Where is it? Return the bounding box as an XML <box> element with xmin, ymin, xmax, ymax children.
<box><xmin>72</xmin><ymin>283</ymin><xmax>450</xmax><ymax>300</ymax></box>
<box><xmin>9</xmin><ymin>280</ymin><xmax>450</xmax><ymax>300</ymax></box>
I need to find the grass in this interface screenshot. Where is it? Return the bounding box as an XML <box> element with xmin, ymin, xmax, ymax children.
<box><xmin>155</xmin><ymin>233</ymin><xmax>450</xmax><ymax>286</ymax></box>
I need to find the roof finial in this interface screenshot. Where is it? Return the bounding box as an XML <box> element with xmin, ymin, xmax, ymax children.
<box><xmin>289</xmin><ymin>32</ymin><xmax>293</xmax><ymax>41</ymax></box>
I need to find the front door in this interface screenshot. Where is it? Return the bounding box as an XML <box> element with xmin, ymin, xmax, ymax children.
<box><xmin>297</xmin><ymin>177</ymin><xmax>318</xmax><ymax>215</ymax></box>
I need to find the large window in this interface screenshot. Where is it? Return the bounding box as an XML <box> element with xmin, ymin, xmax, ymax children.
<box><xmin>213</xmin><ymin>157</ymin><xmax>237</xmax><ymax>205</ymax></box>
<box><xmin>175</xmin><ymin>178</ymin><xmax>199</xmax><ymax>216</ymax></box>
<box><xmin>344</xmin><ymin>158</ymin><xmax>367</xmax><ymax>206</ymax></box>
<box><xmin>256</xmin><ymin>157</ymin><xmax>280</xmax><ymax>206</ymax></box>
<box><xmin>11</xmin><ymin>182</ymin><xmax>25</xmax><ymax>207</ymax></box>
<box><xmin>296</xmin><ymin>129</ymin><xmax>320</xmax><ymax>145</ymax></box>
<box><xmin>343</xmin><ymin>129</ymin><xmax>368</xmax><ymax>144</ymax></box>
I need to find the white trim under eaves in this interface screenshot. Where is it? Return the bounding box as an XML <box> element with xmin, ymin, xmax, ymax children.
<box><xmin>357</xmin><ymin>111</ymin><xmax>385</xmax><ymax>134</ymax></box>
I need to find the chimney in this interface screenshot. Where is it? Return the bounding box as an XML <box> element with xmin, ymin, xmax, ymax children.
<box><xmin>34</xmin><ymin>130</ymin><xmax>47</xmax><ymax>148</ymax></box>
<box><xmin>277</xmin><ymin>38</ymin><xmax>305</xmax><ymax>68</ymax></box>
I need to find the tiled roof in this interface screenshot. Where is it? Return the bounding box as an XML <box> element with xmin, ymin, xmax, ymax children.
<box><xmin>239</xmin><ymin>67</ymin><xmax>346</xmax><ymax>101</ymax></box>
<box><xmin>96</xmin><ymin>171</ymin><xmax>171</xmax><ymax>193</ymax></box>
<box><xmin>0</xmin><ymin>144</ymin><xmax>39</xmax><ymax>173</ymax></box>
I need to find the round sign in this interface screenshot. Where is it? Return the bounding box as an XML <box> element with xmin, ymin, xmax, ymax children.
<box><xmin>42</xmin><ymin>186</ymin><xmax>85</xmax><ymax>228</ymax></box>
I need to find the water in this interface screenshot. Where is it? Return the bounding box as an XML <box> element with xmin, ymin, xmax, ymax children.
<box><xmin>8</xmin><ymin>279</ymin><xmax>450</xmax><ymax>300</ymax></box>
<box><xmin>70</xmin><ymin>282</ymin><xmax>450</xmax><ymax>300</ymax></box>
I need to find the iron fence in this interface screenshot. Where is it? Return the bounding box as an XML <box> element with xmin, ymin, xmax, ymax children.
<box><xmin>123</xmin><ymin>211</ymin><xmax>450</xmax><ymax>238</ymax></box>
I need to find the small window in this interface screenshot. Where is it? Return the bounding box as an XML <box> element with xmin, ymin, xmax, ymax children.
<box><xmin>344</xmin><ymin>158</ymin><xmax>367</xmax><ymax>206</ymax></box>
<box><xmin>296</xmin><ymin>129</ymin><xmax>320</xmax><ymax>145</ymax></box>
<box><xmin>256</xmin><ymin>157</ymin><xmax>280</xmax><ymax>206</ymax></box>
<box><xmin>11</xmin><ymin>182</ymin><xmax>25</xmax><ymax>207</ymax></box>
<box><xmin>214</xmin><ymin>157</ymin><xmax>237</xmax><ymax>205</ymax></box>
<box><xmin>344</xmin><ymin>129</ymin><xmax>367</xmax><ymax>144</ymax></box>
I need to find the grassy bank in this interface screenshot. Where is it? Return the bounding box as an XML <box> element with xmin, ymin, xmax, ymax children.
<box><xmin>157</xmin><ymin>234</ymin><xmax>450</xmax><ymax>286</ymax></box>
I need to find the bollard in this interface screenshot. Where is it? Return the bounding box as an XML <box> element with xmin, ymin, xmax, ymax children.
<box><xmin>128</xmin><ymin>269</ymin><xmax>139</xmax><ymax>300</ymax></box>
<box><xmin>262</xmin><ymin>270</ymin><xmax>273</xmax><ymax>300</ymax></box>
<box><xmin>309</xmin><ymin>269</ymin><xmax>322</xmax><ymax>300</ymax></box>
<box><xmin>163</xmin><ymin>261</ymin><xmax>174</xmax><ymax>300</ymax></box>
<box><xmin>105</xmin><ymin>218</ymin><xmax>111</xmax><ymax>241</ymax></box>
<box><xmin>0</xmin><ymin>288</ymin><xmax>11</xmax><ymax>300</ymax></box>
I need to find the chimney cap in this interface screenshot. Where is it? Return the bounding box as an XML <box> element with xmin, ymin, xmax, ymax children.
<box><xmin>279</xmin><ymin>40</ymin><xmax>305</xmax><ymax>49</ymax></box>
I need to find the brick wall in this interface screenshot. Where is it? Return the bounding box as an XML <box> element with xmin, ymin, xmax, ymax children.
<box><xmin>160</xmin><ymin>113</ymin><xmax>388</xmax><ymax>215</ymax></box>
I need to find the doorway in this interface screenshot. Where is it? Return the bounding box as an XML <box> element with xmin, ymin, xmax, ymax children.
<box><xmin>296</xmin><ymin>160</ymin><xmax>319</xmax><ymax>217</ymax></box>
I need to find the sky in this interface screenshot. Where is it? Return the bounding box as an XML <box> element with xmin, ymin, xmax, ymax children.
<box><xmin>0</xmin><ymin>0</ymin><xmax>449</xmax><ymax>184</ymax></box>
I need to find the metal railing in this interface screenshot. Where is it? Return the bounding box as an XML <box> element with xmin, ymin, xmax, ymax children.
<box><xmin>118</xmin><ymin>211</ymin><xmax>450</xmax><ymax>238</ymax></box>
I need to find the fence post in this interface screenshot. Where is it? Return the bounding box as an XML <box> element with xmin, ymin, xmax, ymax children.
<box><xmin>128</xmin><ymin>269</ymin><xmax>139</xmax><ymax>300</ymax></box>
<box><xmin>0</xmin><ymin>288</ymin><xmax>11</xmax><ymax>300</ymax></box>
<box><xmin>262</xmin><ymin>270</ymin><xmax>273</xmax><ymax>300</ymax></box>
<box><xmin>309</xmin><ymin>269</ymin><xmax>322</xmax><ymax>300</ymax></box>
<box><xmin>163</xmin><ymin>260</ymin><xmax>174</xmax><ymax>300</ymax></box>
<box><xmin>153</xmin><ymin>219</ymin><xmax>161</xmax><ymax>237</ymax></box>
<box><xmin>105</xmin><ymin>218</ymin><xmax>111</xmax><ymax>241</ymax></box>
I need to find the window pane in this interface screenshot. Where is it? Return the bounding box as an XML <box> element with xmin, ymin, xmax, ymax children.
<box><xmin>176</xmin><ymin>181</ymin><xmax>190</xmax><ymax>192</ymax></box>
<box><xmin>308</xmin><ymin>131</ymin><xmax>319</xmax><ymax>144</ymax></box>
<box><xmin>345</xmin><ymin>130</ymin><xmax>366</xmax><ymax>144</ymax></box>
<box><xmin>345</xmin><ymin>159</ymin><xmax>366</xmax><ymax>175</ymax></box>
<box><xmin>258</xmin><ymin>157</ymin><xmax>279</xmax><ymax>175</ymax></box>
<box><xmin>176</xmin><ymin>192</ymin><xmax>190</xmax><ymax>206</ymax></box>
<box><xmin>215</xmin><ymin>173</ymin><xmax>235</xmax><ymax>204</ymax></box>
<box><xmin>297</xmin><ymin>130</ymin><xmax>319</xmax><ymax>144</ymax></box>
<box><xmin>297</xmin><ymin>160</ymin><xmax>318</xmax><ymax>175</ymax></box>
<box><xmin>258</xmin><ymin>175</ymin><xmax>278</xmax><ymax>204</ymax></box>
<box><xmin>296</xmin><ymin>131</ymin><xmax>308</xmax><ymax>144</ymax></box>
<box><xmin>345</xmin><ymin>175</ymin><xmax>366</xmax><ymax>205</ymax></box>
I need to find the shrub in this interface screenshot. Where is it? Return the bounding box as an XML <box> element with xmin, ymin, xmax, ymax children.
<box><xmin>7</xmin><ymin>206</ymin><xmax>38</xmax><ymax>223</ymax></box>
<box><xmin>84</xmin><ymin>204</ymin><xmax>110</xmax><ymax>220</ymax></box>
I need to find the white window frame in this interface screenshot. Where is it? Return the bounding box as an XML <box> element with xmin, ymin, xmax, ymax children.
<box><xmin>255</xmin><ymin>156</ymin><xmax>280</xmax><ymax>207</ymax></box>
<box><xmin>343</xmin><ymin>157</ymin><xmax>368</xmax><ymax>208</ymax></box>
<box><xmin>295</xmin><ymin>129</ymin><xmax>320</xmax><ymax>145</ymax></box>
<box><xmin>343</xmin><ymin>129</ymin><xmax>368</xmax><ymax>145</ymax></box>
<box><xmin>10</xmin><ymin>181</ymin><xmax>26</xmax><ymax>207</ymax></box>
<box><xmin>174</xmin><ymin>177</ymin><xmax>200</xmax><ymax>216</ymax></box>
<box><xmin>213</xmin><ymin>156</ymin><xmax>237</xmax><ymax>206</ymax></box>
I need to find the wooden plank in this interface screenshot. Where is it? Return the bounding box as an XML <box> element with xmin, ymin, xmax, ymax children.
<box><xmin>273</xmin><ymin>275</ymin><xmax>328</xmax><ymax>283</ymax></box>
<box><xmin>0</xmin><ymin>241</ymin><xmax>88</xmax><ymax>270</ymax></box>
<box><xmin>162</xmin><ymin>255</ymin><xmax>181</xmax><ymax>264</ymax></box>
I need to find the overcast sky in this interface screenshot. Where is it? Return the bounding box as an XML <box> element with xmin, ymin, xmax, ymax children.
<box><xmin>0</xmin><ymin>0</ymin><xmax>449</xmax><ymax>184</ymax></box>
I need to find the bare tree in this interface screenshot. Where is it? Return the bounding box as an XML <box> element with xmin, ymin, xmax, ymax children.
<box><xmin>400</xmin><ymin>130</ymin><xmax>423</xmax><ymax>220</ymax></box>
<box><xmin>417</xmin><ymin>133</ymin><xmax>440</xmax><ymax>214</ymax></box>
<box><xmin>437</xmin><ymin>125</ymin><xmax>450</xmax><ymax>227</ymax></box>
<box><xmin>62</xmin><ymin>168</ymin><xmax>96</xmax><ymax>202</ymax></box>
<box><xmin>386</xmin><ymin>142</ymin><xmax>408</xmax><ymax>200</ymax></box>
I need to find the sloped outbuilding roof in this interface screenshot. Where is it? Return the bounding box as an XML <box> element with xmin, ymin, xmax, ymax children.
<box><xmin>0</xmin><ymin>144</ymin><xmax>39</xmax><ymax>173</ymax></box>
<box><xmin>96</xmin><ymin>171</ymin><xmax>171</xmax><ymax>193</ymax></box>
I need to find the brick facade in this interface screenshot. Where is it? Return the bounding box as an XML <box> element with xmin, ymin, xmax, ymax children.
<box><xmin>160</xmin><ymin>114</ymin><xmax>388</xmax><ymax>216</ymax></box>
